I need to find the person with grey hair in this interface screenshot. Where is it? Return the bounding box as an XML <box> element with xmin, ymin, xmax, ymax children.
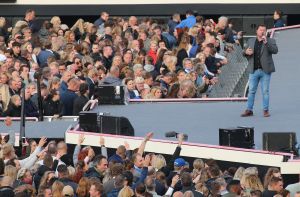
<box><xmin>178</xmin><ymin>79</ymin><xmax>196</xmax><ymax>98</ymax></box>
<box><xmin>133</xmin><ymin>64</ymin><xmax>144</xmax><ymax>78</ymax></box>
<box><xmin>215</xmin><ymin>177</ymin><xmax>228</xmax><ymax>195</ymax></box>
<box><xmin>101</xmin><ymin>66</ymin><xmax>122</xmax><ymax>86</ymax></box>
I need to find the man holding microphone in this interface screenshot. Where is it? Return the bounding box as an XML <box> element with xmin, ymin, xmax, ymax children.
<box><xmin>241</xmin><ymin>24</ymin><xmax>278</xmax><ymax>117</ymax></box>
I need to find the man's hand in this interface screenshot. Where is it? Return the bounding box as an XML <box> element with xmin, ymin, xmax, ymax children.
<box><xmin>262</xmin><ymin>35</ymin><xmax>267</xmax><ymax>44</ymax></box>
<box><xmin>124</xmin><ymin>141</ymin><xmax>130</xmax><ymax>150</ymax></box>
<box><xmin>177</xmin><ymin>133</ymin><xmax>184</xmax><ymax>146</ymax></box>
<box><xmin>78</xmin><ymin>134</ymin><xmax>85</xmax><ymax>145</ymax></box>
<box><xmin>143</xmin><ymin>154</ymin><xmax>151</xmax><ymax>167</ymax></box>
<box><xmin>99</xmin><ymin>136</ymin><xmax>105</xmax><ymax>146</ymax></box>
<box><xmin>38</xmin><ymin>137</ymin><xmax>47</xmax><ymax>147</ymax></box>
<box><xmin>245</xmin><ymin>48</ymin><xmax>253</xmax><ymax>56</ymax></box>
<box><xmin>56</xmin><ymin>153</ymin><xmax>62</xmax><ymax>160</ymax></box>
<box><xmin>171</xmin><ymin>175</ymin><xmax>180</xmax><ymax>188</ymax></box>
<box><xmin>144</xmin><ymin>132</ymin><xmax>154</xmax><ymax>142</ymax></box>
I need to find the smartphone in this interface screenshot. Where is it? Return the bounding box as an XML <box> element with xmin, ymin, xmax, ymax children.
<box><xmin>22</xmin><ymin>137</ymin><xmax>26</xmax><ymax>144</ymax></box>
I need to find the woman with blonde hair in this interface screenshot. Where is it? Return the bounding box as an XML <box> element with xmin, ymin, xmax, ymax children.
<box><xmin>52</xmin><ymin>180</ymin><xmax>64</xmax><ymax>197</ymax></box>
<box><xmin>150</xmin><ymin>86</ymin><xmax>163</xmax><ymax>99</ymax></box>
<box><xmin>0</xmin><ymin>73</ymin><xmax>11</xmax><ymax>111</ymax></box>
<box><xmin>39</xmin><ymin>171</ymin><xmax>55</xmax><ymax>189</ymax></box>
<box><xmin>118</xmin><ymin>186</ymin><xmax>134</xmax><ymax>197</ymax></box>
<box><xmin>176</xmin><ymin>33</ymin><xmax>191</xmax><ymax>68</ymax></box>
<box><xmin>241</xmin><ymin>174</ymin><xmax>264</xmax><ymax>195</ymax></box>
<box><xmin>192</xmin><ymin>159</ymin><xmax>205</xmax><ymax>180</ymax></box>
<box><xmin>263</xmin><ymin>167</ymin><xmax>281</xmax><ymax>189</ymax></box>
<box><xmin>112</xmin><ymin>55</ymin><xmax>123</xmax><ymax>68</ymax></box>
<box><xmin>233</xmin><ymin>166</ymin><xmax>245</xmax><ymax>180</ymax></box>
<box><xmin>50</xmin><ymin>16</ymin><xmax>62</xmax><ymax>33</ymax></box>
<box><xmin>3</xmin><ymin>94</ymin><xmax>22</xmax><ymax>117</ymax></box>
<box><xmin>22</xmin><ymin>41</ymin><xmax>38</xmax><ymax>64</ymax></box>
<box><xmin>65</xmin><ymin>31</ymin><xmax>76</xmax><ymax>44</ymax></box>
<box><xmin>163</xmin><ymin>55</ymin><xmax>177</xmax><ymax>73</ymax></box>
<box><xmin>4</xmin><ymin>165</ymin><xmax>17</xmax><ymax>181</ymax></box>
<box><xmin>151</xmin><ymin>154</ymin><xmax>166</xmax><ymax>170</ymax></box>
<box><xmin>76</xmin><ymin>177</ymin><xmax>91</xmax><ymax>197</ymax></box>
<box><xmin>71</xmin><ymin>18</ymin><xmax>85</xmax><ymax>37</ymax></box>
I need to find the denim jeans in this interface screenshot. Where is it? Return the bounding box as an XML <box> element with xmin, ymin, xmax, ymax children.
<box><xmin>247</xmin><ymin>69</ymin><xmax>271</xmax><ymax>111</ymax></box>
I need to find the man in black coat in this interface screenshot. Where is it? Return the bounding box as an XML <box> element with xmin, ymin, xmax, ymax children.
<box><xmin>73</xmin><ymin>83</ymin><xmax>89</xmax><ymax>115</ymax></box>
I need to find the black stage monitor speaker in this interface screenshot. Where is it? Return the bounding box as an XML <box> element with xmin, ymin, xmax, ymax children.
<box><xmin>94</xmin><ymin>85</ymin><xmax>125</xmax><ymax>105</ymax></box>
<box><xmin>100</xmin><ymin>115</ymin><xmax>134</xmax><ymax>136</ymax></box>
<box><xmin>79</xmin><ymin>111</ymin><xmax>100</xmax><ymax>133</ymax></box>
<box><xmin>219</xmin><ymin>127</ymin><xmax>254</xmax><ymax>149</ymax></box>
<box><xmin>263</xmin><ymin>132</ymin><xmax>296</xmax><ymax>153</ymax></box>
<box><xmin>79</xmin><ymin>112</ymin><xmax>134</xmax><ymax>136</ymax></box>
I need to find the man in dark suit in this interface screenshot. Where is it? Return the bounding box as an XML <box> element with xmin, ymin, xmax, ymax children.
<box><xmin>241</xmin><ymin>24</ymin><xmax>278</xmax><ymax>117</ymax></box>
<box><xmin>86</xmin><ymin>69</ymin><xmax>98</xmax><ymax>99</ymax></box>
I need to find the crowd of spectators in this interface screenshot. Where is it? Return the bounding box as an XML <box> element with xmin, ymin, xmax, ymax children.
<box><xmin>0</xmin><ymin>132</ymin><xmax>298</xmax><ymax>197</ymax></box>
<box><xmin>0</xmin><ymin>9</ymin><xmax>244</xmax><ymax>117</ymax></box>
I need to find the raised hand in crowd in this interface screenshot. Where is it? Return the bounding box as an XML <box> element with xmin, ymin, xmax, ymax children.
<box><xmin>124</xmin><ymin>141</ymin><xmax>130</xmax><ymax>150</ymax></box>
<box><xmin>99</xmin><ymin>136</ymin><xmax>105</xmax><ymax>146</ymax></box>
<box><xmin>78</xmin><ymin>133</ymin><xmax>85</xmax><ymax>145</ymax></box>
<box><xmin>38</xmin><ymin>137</ymin><xmax>47</xmax><ymax>147</ymax></box>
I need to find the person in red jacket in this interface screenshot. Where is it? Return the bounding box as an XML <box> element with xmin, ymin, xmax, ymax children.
<box><xmin>147</xmin><ymin>41</ymin><xmax>158</xmax><ymax>65</ymax></box>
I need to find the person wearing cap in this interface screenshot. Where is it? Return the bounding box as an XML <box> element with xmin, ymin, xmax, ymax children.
<box><xmin>62</xmin><ymin>185</ymin><xmax>74</xmax><ymax>197</ymax></box>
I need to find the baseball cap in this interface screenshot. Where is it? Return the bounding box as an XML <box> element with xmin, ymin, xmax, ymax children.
<box><xmin>174</xmin><ymin>158</ymin><xmax>186</xmax><ymax>167</ymax></box>
<box><xmin>62</xmin><ymin>185</ymin><xmax>74</xmax><ymax>197</ymax></box>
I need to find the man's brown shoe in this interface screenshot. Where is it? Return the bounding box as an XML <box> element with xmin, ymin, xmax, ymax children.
<box><xmin>241</xmin><ymin>110</ymin><xmax>253</xmax><ymax>117</ymax></box>
<box><xmin>264</xmin><ymin>110</ymin><xmax>270</xmax><ymax>117</ymax></box>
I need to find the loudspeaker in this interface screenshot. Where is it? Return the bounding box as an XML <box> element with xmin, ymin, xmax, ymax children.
<box><xmin>219</xmin><ymin>127</ymin><xmax>254</xmax><ymax>149</ymax></box>
<box><xmin>79</xmin><ymin>111</ymin><xmax>100</xmax><ymax>132</ymax></box>
<box><xmin>263</xmin><ymin>132</ymin><xmax>296</xmax><ymax>153</ymax></box>
<box><xmin>94</xmin><ymin>85</ymin><xmax>125</xmax><ymax>105</ymax></box>
<box><xmin>79</xmin><ymin>112</ymin><xmax>135</xmax><ymax>136</ymax></box>
<box><xmin>100</xmin><ymin>116</ymin><xmax>134</xmax><ymax>136</ymax></box>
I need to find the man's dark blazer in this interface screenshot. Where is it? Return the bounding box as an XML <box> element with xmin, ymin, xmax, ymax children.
<box><xmin>245</xmin><ymin>37</ymin><xmax>278</xmax><ymax>74</ymax></box>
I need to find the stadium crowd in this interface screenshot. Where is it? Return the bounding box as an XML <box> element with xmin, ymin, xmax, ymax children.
<box><xmin>0</xmin><ymin>132</ymin><xmax>298</xmax><ymax>197</ymax></box>
<box><xmin>0</xmin><ymin>9</ymin><xmax>243</xmax><ymax>117</ymax></box>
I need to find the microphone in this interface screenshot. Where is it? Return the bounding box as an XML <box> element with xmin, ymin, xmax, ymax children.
<box><xmin>165</xmin><ymin>131</ymin><xmax>188</xmax><ymax>141</ymax></box>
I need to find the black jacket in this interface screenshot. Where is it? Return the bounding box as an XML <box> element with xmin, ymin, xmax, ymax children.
<box><xmin>43</xmin><ymin>96</ymin><xmax>63</xmax><ymax>116</ymax></box>
<box><xmin>34</xmin><ymin>165</ymin><xmax>52</xmax><ymax>190</ymax></box>
<box><xmin>3</xmin><ymin>103</ymin><xmax>21</xmax><ymax>117</ymax></box>
<box><xmin>24</xmin><ymin>99</ymin><xmax>39</xmax><ymax>117</ymax></box>
<box><xmin>84</xmin><ymin>167</ymin><xmax>104</xmax><ymax>182</ymax></box>
<box><xmin>0</xmin><ymin>186</ymin><xmax>14</xmax><ymax>197</ymax></box>
<box><xmin>73</xmin><ymin>95</ymin><xmax>89</xmax><ymax>115</ymax></box>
